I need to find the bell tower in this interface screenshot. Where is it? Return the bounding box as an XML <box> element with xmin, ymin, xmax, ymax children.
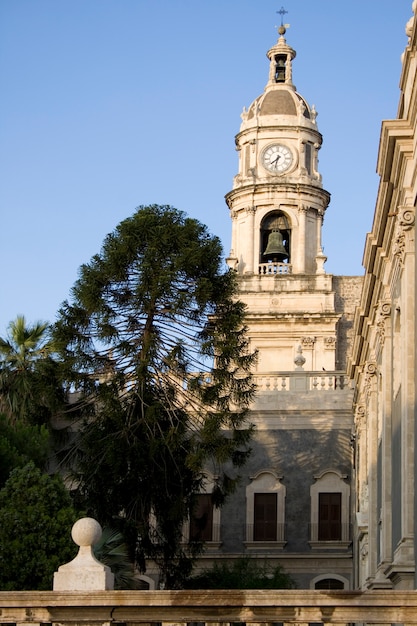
<box><xmin>215</xmin><ymin>13</ymin><xmax>361</xmax><ymax>590</ymax></box>
<box><xmin>225</xmin><ymin>22</ymin><xmax>339</xmax><ymax>373</ymax></box>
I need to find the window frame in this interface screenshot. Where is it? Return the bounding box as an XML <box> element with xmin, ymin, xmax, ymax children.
<box><xmin>245</xmin><ymin>470</ymin><xmax>286</xmax><ymax>549</ymax></box>
<box><xmin>309</xmin><ymin>470</ymin><xmax>350</xmax><ymax>549</ymax></box>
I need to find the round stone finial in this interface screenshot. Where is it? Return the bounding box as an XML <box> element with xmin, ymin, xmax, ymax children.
<box><xmin>278</xmin><ymin>24</ymin><xmax>286</xmax><ymax>36</ymax></box>
<box><xmin>294</xmin><ymin>344</ymin><xmax>306</xmax><ymax>369</ymax></box>
<box><xmin>71</xmin><ymin>517</ymin><xmax>102</xmax><ymax>547</ymax></box>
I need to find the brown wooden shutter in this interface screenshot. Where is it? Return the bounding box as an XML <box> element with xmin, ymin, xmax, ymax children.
<box><xmin>190</xmin><ymin>494</ymin><xmax>213</xmax><ymax>542</ymax></box>
<box><xmin>318</xmin><ymin>492</ymin><xmax>341</xmax><ymax>540</ymax></box>
<box><xmin>254</xmin><ymin>493</ymin><xmax>277</xmax><ymax>541</ymax></box>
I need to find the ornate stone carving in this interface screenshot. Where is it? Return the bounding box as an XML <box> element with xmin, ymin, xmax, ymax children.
<box><xmin>365</xmin><ymin>362</ymin><xmax>377</xmax><ymax>376</ymax></box>
<box><xmin>324</xmin><ymin>336</ymin><xmax>336</xmax><ymax>348</ymax></box>
<box><xmin>399</xmin><ymin>206</ymin><xmax>415</xmax><ymax>230</ymax></box>
<box><xmin>301</xmin><ymin>336</ymin><xmax>316</xmax><ymax>346</ymax></box>
<box><xmin>393</xmin><ymin>229</ymin><xmax>405</xmax><ymax>262</ymax></box>
<box><xmin>380</xmin><ymin>301</ymin><xmax>391</xmax><ymax>317</ymax></box>
<box><xmin>355</xmin><ymin>405</ymin><xmax>366</xmax><ymax>431</ymax></box>
<box><xmin>294</xmin><ymin>344</ymin><xmax>306</xmax><ymax>369</ymax></box>
<box><xmin>376</xmin><ymin>301</ymin><xmax>391</xmax><ymax>345</ymax></box>
<box><xmin>393</xmin><ymin>206</ymin><xmax>414</xmax><ymax>264</ymax></box>
<box><xmin>364</xmin><ymin>362</ymin><xmax>377</xmax><ymax>394</ymax></box>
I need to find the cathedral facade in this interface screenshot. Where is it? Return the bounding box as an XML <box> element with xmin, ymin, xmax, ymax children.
<box><xmin>349</xmin><ymin>2</ymin><xmax>417</xmax><ymax>591</ymax></box>
<box><xmin>147</xmin><ymin>4</ymin><xmax>417</xmax><ymax>592</ymax></box>
<box><xmin>190</xmin><ymin>21</ymin><xmax>363</xmax><ymax>590</ymax></box>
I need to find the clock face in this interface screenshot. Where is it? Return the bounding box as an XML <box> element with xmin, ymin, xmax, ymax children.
<box><xmin>262</xmin><ymin>144</ymin><xmax>293</xmax><ymax>173</ymax></box>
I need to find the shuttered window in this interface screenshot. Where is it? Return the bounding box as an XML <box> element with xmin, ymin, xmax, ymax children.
<box><xmin>318</xmin><ymin>492</ymin><xmax>341</xmax><ymax>540</ymax></box>
<box><xmin>254</xmin><ymin>493</ymin><xmax>277</xmax><ymax>541</ymax></box>
<box><xmin>190</xmin><ymin>494</ymin><xmax>213</xmax><ymax>542</ymax></box>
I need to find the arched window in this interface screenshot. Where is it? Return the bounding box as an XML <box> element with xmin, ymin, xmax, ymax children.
<box><xmin>183</xmin><ymin>474</ymin><xmax>221</xmax><ymax>547</ymax></box>
<box><xmin>309</xmin><ymin>470</ymin><xmax>350</xmax><ymax>549</ymax></box>
<box><xmin>245</xmin><ymin>470</ymin><xmax>286</xmax><ymax>549</ymax></box>
<box><xmin>260</xmin><ymin>212</ymin><xmax>291</xmax><ymax>264</ymax></box>
<box><xmin>274</xmin><ymin>54</ymin><xmax>287</xmax><ymax>82</ymax></box>
<box><xmin>313</xmin><ymin>575</ymin><xmax>347</xmax><ymax>590</ymax></box>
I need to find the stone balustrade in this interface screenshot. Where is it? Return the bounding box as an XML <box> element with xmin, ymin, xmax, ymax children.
<box><xmin>0</xmin><ymin>519</ymin><xmax>416</xmax><ymax>624</ymax></box>
<box><xmin>253</xmin><ymin>371</ymin><xmax>351</xmax><ymax>392</ymax></box>
<box><xmin>259</xmin><ymin>261</ymin><xmax>292</xmax><ymax>274</ymax></box>
<box><xmin>2</xmin><ymin>588</ymin><xmax>417</xmax><ymax>625</ymax></box>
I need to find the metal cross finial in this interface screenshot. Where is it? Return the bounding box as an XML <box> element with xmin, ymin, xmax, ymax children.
<box><xmin>277</xmin><ymin>6</ymin><xmax>288</xmax><ymax>26</ymax></box>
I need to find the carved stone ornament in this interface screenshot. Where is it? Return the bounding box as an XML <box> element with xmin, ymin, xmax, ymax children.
<box><xmin>360</xmin><ymin>542</ymin><xmax>369</xmax><ymax>560</ymax></box>
<box><xmin>364</xmin><ymin>362</ymin><xmax>377</xmax><ymax>394</ymax></box>
<box><xmin>365</xmin><ymin>362</ymin><xmax>377</xmax><ymax>376</ymax></box>
<box><xmin>399</xmin><ymin>206</ymin><xmax>415</xmax><ymax>230</ymax></box>
<box><xmin>376</xmin><ymin>318</ymin><xmax>386</xmax><ymax>344</ymax></box>
<box><xmin>376</xmin><ymin>301</ymin><xmax>391</xmax><ymax>345</ymax></box>
<box><xmin>245</xmin><ymin>206</ymin><xmax>256</xmax><ymax>215</ymax></box>
<box><xmin>380</xmin><ymin>301</ymin><xmax>391</xmax><ymax>317</ymax></box>
<box><xmin>355</xmin><ymin>405</ymin><xmax>366</xmax><ymax>431</ymax></box>
<box><xmin>294</xmin><ymin>344</ymin><xmax>306</xmax><ymax>369</ymax></box>
<box><xmin>324</xmin><ymin>336</ymin><xmax>336</xmax><ymax>348</ymax></box>
<box><xmin>301</xmin><ymin>336</ymin><xmax>316</xmax><ymax>346</ymax></box>
<box><xmin>356</xmin><ymin>404</ymin><xmax>366</xmax><ymax>418</ymax></box>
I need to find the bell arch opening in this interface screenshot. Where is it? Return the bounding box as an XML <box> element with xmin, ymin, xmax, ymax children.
<box><xmin>260</xmin><ymin>211</ymin><xmax>291</xmax><ymax>265</ymax></box>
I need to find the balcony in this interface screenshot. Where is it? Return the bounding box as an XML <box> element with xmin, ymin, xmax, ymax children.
<box><xmin>253</xmin><ymin>372</ymin><xmax>350</xmax><ymax>392</ymax></box>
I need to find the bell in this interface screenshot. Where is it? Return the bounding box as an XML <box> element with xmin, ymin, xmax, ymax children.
<box><xmin>263</xmin><ymin>230</ymin><xmax>288</xmax><ymax>261</ymax></box>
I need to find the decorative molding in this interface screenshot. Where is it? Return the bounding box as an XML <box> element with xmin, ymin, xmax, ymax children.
<box><xmin>294</xmin><ymin>344</ymin><xmax>306</xmax><ymax>369</ymax></box>
<box><xmin>376</xmin><ymin>300</ymin><xmax>391</xmax><ymax>345</ymax></box>
<box><xmin>392</xmin><ymin>206</ymin><xmax>415</xmax><ymax>262</ymax></box>
<box><xmin>399</xmin><ymin>206</ymin><xmax>415</xmax><ymax>230</ymax></box>
<box><xmin>301</xmin><ymin>336</ymin><xmax>316</xmax><ymax>347</ymax></box>
<box><xmin>355</xmin><ymin>405</ymin><xmax>366</xmax><ymax>431</ymax></box>
<box><xmin>365</xmin><ymin>362</ymin><xmax>377</xmax><ymax>376</ymax></box>
<box><xmin>380</xmin><ymin>301</ymin><xmax>392</xmax><ymax>317</ymax></box>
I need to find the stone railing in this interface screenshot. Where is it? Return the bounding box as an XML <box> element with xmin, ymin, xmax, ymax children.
<box><xmin>253</xmin><ymin>372</ymin><xmax>351</xmax><ymax>392</ymax></box>
<box><xmin>2</xmin><ymin>518</ymin><xmax>417</xmax><ymax>624</ymax></box>
<box><xmin>2</xmin><ymin>589</ymin><xmax>417</xmax><ymax>625</ymax></box>
<box><xmin>259</xmin><ymin>261</ymin><xmax>292</xmax><ymax>274</ymax></box>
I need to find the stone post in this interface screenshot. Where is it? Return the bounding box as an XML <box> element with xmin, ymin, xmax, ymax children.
<box><xmin>53</xmin><ymin>517</ymin><xmax>114</xmax><ymax>591</ymax></box>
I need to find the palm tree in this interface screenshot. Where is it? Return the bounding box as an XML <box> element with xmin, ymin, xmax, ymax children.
<box><xmin>93</xmin><ymin>528</ymin><xmax>140</xmax><ymax>589</ymax></box>
<box><xmin>0</xmin><ymin>316</ymin><xmax>58</xmax><ymax>423</ymax></box>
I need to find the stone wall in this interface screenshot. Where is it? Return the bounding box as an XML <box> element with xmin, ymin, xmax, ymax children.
<box><xmin>333</xmin><ymin>275</ymin><xmax>363</xmax><ymax>370</ymax></box>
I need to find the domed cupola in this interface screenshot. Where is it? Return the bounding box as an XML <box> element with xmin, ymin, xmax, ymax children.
<box><xmin>234</xmin><ymin>23</ymin><xmax>323</xmax><ymax>189</ymax></box>
<box><xmin>244</xmin><ymin>24</ymin><xmax>315</xmax><ymax>124</ymax></box>
<box><xmin>226</xmin><ymin>18</ymin><xmax>330</xmax><ymax>278</ymax></box>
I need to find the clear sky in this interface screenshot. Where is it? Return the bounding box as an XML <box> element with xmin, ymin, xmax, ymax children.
<box><xmin>0</xmin><ymin>0</ymin><xmax>413</xmax><ymax>336</ymax></box>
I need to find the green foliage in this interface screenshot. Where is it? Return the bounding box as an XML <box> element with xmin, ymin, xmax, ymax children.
<box><xmin>93</xmin><ymin>527</ymin><xmax>138</xmax><ymax>589</ymax></box>
<box><xmin>184</xmin><ymin>556</ymin><xmax>295</xmax><ymax>589</ymax></box>
<box><xmin>0</xmin><ymin>316</ymin><xmax>65</xmax><ymax>425</ymax></box>
<box><xmin>0</xmin><ymin>462</ymin><xmax>78</xmax><ymax>590</ymax></box>
<box><xmin>54</xmin><ymin>205</ymin><xmax>256</xmax><ymax>588</ymax></box>
<box><xmin>0</xmin><ymin>413</ymin><xmax>49</xmax><ymax>487</ymax></box>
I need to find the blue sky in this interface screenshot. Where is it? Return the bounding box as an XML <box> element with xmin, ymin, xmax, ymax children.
<box><xmin>0</xmin><ymin>0</ymin><xmax>413</xmax><ymax>336</ymax></box>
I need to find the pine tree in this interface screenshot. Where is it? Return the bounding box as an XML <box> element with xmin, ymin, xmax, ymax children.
<box><xmin>54</xmin><ymin>205</ymin><xmax>256</xmax><ymax>587</ymax></box>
